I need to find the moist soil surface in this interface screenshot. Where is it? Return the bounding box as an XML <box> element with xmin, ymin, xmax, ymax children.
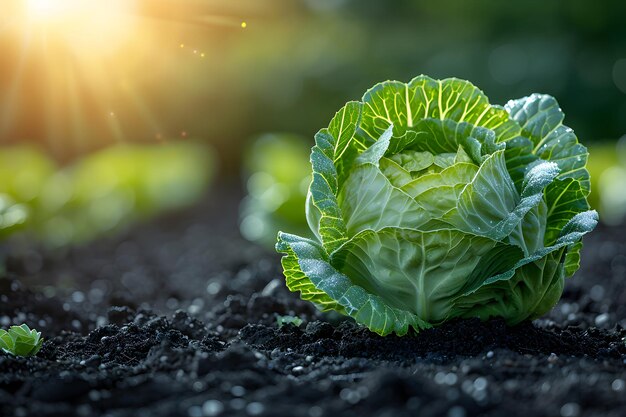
<box><xmin>1</xmin><ymin>187</ymin><xmax>625</xmax><ymax>417</ymax></box>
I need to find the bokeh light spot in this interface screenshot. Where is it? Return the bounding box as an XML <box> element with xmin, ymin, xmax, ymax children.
<box><xmin>612</xmin><ymin>58</ymin><xmax>626</xmax><ymax>93</ymax></box>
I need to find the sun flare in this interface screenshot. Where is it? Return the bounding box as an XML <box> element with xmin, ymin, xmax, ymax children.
<box><xmin>25</xmin><ymin>0</ymin><xmax>136</xmax><ymax>54</ymax></box>
<box><xmin>26</xmin><ymin>0</ymin><xmax>58</xmax><ymax>17</ymax></box>
<box><xmin>1</xmin><ymin>0</ymin><xmax>247</xmax><ymax>152</ymax></box>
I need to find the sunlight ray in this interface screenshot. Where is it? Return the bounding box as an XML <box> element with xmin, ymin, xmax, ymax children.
<box><xmin>1</xmin><ymin>0</ymin><xmax>246</xmax><ymax>149</ymax></box>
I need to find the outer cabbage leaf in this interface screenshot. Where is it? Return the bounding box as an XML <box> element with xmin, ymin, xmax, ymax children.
<box><xmin>515</xmin><ymin>198</ymin><xmax>547</xmax><ymax>256</ymax></box>
<box><xmin>460</xmin><ymin>211</ymin><xmax>597</xmax><ymax>291</ymax></box>
<box><xmin>506</xmin><ymin>94</ymin><xmax>591</xmax><ymax>276</ymax></box>
<box><xmin>360</xmin><ymin>76</ymin><xmax>520</xmax><ymax>144</ymax></box>
<box><xmin>453</xmin><ymin>210</ymin><xmax>597</xmax><ymax>323</ymax></box>
<box><xmin>444</xmin><ymin>152</ymin><xmax>559</xmax><ymax>251</ymax></box>
<box><xmin>276</xmin><ymin>235</ymin><xmax>345</xmax><ymax>313</ymax></box>
<box><xmin>277</xmin><ymin>232</ymin><xmax>430</xmax><ymax>336</ymax></box>
<box><xmin>563</xmin><ymin>241</ymin><xmax>583</xmax><ymax>278</ymax></box>
<box><xmin>506</xmin><ymin>94</ymin><xmax>590</xmax><ymax>194</ymax></box>
<box><xmin>306</xmin><ymin>102</ymin><xmax>364</xmax><ymax>252</ymax></box>
<box><xmin>544</xmin><ymin>178</ymin><xmax>589</xmax><ymax>244</ymax></box>
<box><xmin>454</xmin><ymin>248</ymin><xmax>566</xmax><ymax>324</ymax></box>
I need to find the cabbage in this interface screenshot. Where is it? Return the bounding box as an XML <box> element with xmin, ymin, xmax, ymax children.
<box><xmin>276</xmin><ymin>75</ymin><xmax>597</xmax><ymax>336</ymax></box>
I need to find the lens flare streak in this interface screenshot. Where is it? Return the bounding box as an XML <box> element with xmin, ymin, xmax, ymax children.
<box><xmin>0</xmin><ymin>0</ymin><xmax>250</xmax><ymax>149</ymax></box>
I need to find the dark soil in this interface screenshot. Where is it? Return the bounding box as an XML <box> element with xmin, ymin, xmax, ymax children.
<box><xmin>1</xmin><ymin>186</ymin><xmax>625</xmax><ymax>417</ymax></box>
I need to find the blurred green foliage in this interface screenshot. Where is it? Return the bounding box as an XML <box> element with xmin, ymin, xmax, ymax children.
<box><xmin>0</xmin><ymin>195</ymin><xmax>28</xmax><ymax>236</ymax></box>
<box><xmin>239</xmin><ymin>0</ymin><xmax>626</xmax><ymax>148</ymax></box>
<box><xmin>2</xmin><ymin>1</ymin><xmax>626</xmax><ymax>245</ymax></box>
<box><xmin>587</xmin><ymin>139</ymin><xmax>626</xmax><ymax>225</ymax></box>
<box><xmin>240</xmin><ymin>134</ymin><xmax>311</xmax><ymax>246</ymax></box>
<box><xmin>0</xmin><ymin>142</ymin><xmax>214</xmax><ymax>247</ymax></box>
<box><xmin>3</xmin><ymin>0</ymin><xmax>625</xmax><ymax>176</ymax></box>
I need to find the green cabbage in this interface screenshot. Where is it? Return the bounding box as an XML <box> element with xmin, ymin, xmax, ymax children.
<box><xmin>276</xmin><ymin>75</ymin><xmax>597</xmax><ymax>336</ymax></box>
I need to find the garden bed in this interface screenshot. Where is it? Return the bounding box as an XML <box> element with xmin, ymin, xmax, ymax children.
<box><xmin>1</xmin><ymin>186</ymin><xmax>625</xmax><ymax>417</ymax></box>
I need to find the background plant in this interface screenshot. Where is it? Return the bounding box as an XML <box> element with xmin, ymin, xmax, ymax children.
<box><xmin>0</xmin><ymin>142</ymin><xmax>214</xmax><ymax>247</ymax></box>
<box><xmin>0</xmin><ymin>324</ymin><xmax>43</xmax><ymax>357</ymax></box>
<box><xmin>240</xmin><ymin>133</ymin><xmax>311</xmax><ymax>247</ymax></box>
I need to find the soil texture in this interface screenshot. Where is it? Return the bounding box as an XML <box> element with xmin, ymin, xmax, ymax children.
<box><xmin>1</xmin><ymin>188</ymin><xmax>625</xmax><ymax>417</ymax></box>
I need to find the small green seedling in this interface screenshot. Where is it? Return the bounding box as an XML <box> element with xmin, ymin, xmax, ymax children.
<box><xmin>276</xmin><ymin>315</ymin><xmax>303</xmax><ymax>328</ymax></box>
<box><xmin>0</xmin><ymin>324</ymin><xmax>43</xmax><ymax>357</ymax></box>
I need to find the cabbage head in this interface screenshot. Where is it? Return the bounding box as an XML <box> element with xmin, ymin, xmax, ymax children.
<box><xmin>276</xmin><ymin>75</ymin><xmax>598</xmax><ymax>336</ymax></box>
